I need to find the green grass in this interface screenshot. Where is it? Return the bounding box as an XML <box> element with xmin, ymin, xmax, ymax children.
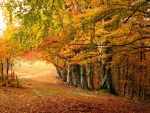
<box><xmin>34</xmin><ymin>87</ymin><xmax>91</xmax><ymax>98</ymax></box>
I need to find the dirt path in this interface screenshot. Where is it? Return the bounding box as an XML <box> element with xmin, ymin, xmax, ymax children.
<box><xmin>0</xmin><ymin>61</ymin><xmax>150</xmax><ymax>113</ymax></box>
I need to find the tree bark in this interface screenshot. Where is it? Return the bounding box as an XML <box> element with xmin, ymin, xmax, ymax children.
<box><xmin>96</xmin><ymin>63</ymin><xmax>101</xmax><ymax>86</ymax></box>
<box><xmin>149</xmin><ymin>87</ymin><xmax>150</xmax><ymax>100</ymax></box>
<box><xmin>122</xmin><ymin>66</ymin><xmax>128</xmax><ymax>96</ymax></box>
<box><xmin>87</xmin><ymin>63</ymin><xmax>94</xmax><ymax>89</ymax></box>
<box><xmin>6</xmin><ymin>58</ymin><xmax>9</xmax><ymax>76</ymax></box>
<box><xmin>99</xmin><ymin>47</ymin><xmax>117</xmax><ymax>95</ymax></box>
<box><xmin>61</xmin><ymin>69</ymin><xmax>67</xmax><ymax>81</ymax></box>
<box><xmin>137</xmin><ymin>78</ymin><xmax>141</xmax><ymax>99</ymax></box>
<box><xmin>137</xmin><ymin>52</ymin><xmax>145</xmax><ymax>99</ymax></box>
<box><xmin>129</xmin><ymin>73</ymin><xmax>134</xmax><ymax>99</ymax></box>
<box><xmin>122</xmin><ymin>81</ymin><xmax>126</xmax><ymax>97</ymax></box>
<box><xmin>130</xmin><ymin>82</ymin><xmax>134</xmax><ymax>99</ymax></box>
<box><xmin>67</xmin><ymin>65</ymin><xmax>73</xmax><ymax>85</ymax></box>
<box><xmin>1</xmin><ymin>59</ymin><xmax>3</xmax><ymax>79</ymax></box>
<box><xmin>80</xmin><ymin>65</ymin><xmax>88</xmax><ymax>90</ymax></box>
<box><xmin>116</xmin><ymin>66</ymin><xmax>120</xmax><ymax>90</ymax></box>
<box><xmin>100</xmin><ymin>65</ymin><xmax>117</xmax><ymax>94</ymax></box>
<box><xmin>72</xmin><ymin>64</ymin><xmax>81</xmax><ymax>88</ymax></box>
<box><xmin>142</xmin><ymin>85</ymin><xmax>146</xmax><ymax>101</ymax></box>
<box><xmin>54</xmin><ymin>57</ymin><xmax>61</xmax><ymax>78</ymax></box>
<box><xmin>56</xmin><ymin>67</ymin><xmax>61</xmax><ymax>78</ymax></box>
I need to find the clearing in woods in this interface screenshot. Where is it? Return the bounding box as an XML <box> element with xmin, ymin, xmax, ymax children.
<box><xmin>0</xmin><ymin>61</ymin><xmax>149</xmax><ymax>113</ymax></box>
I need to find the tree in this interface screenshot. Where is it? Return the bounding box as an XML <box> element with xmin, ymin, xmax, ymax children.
<box><xmin>2</xmin><ymin>0</ymin><xmax>150</xmax><ymax>100</ymax></box>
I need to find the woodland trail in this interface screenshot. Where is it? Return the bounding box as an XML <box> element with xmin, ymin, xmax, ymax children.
<box><xmin>0</xmin><ymin>61</ymin><xmax>150</xmax><ymax>113</ymax></box>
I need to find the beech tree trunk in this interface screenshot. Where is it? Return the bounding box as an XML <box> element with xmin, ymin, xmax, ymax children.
<box><xmin>141</xmin><ymin>52</ymin><xmax>147</xmax><ymax>101</ymax></box>
<box><xmin>142</xmin><ymin>85</ymin><xmax>146</xmax><ymax>101</ymax></box>
<box><xmin>100</xmin><ymin>65</ymin><xmax>117</xmax><ymax>94</ymax></box>
<box><xmin>80</xmin><ymin>65</ymin><xmax>88</xmax><ymax>90</ymax></box>
<box><xmin>1</xmin><ymin>59</ymin><xmax>3</xmax><ymax>79</ymax></box>
<box><xmin>130</xmin><ymin>81</ymin><xmax>134</xmax><ymax>99</ymax></box>
<box><xmin>87</xmin><ymin>63</ymin><xmax>94</xmax><ymax>89</ymax></box>
<box><xmin>99</xmin><ymin>47</ymin><xmax>117</xmax><ymax>94</ymax></box>
<box><xmin>137</xmin><ymin>52</ymin><xmax>145</xmax><ymax>99</ymax></box>
<box><xmin>61</xmin><ymin>69</ymin><xmax>67</xmax><ymax>81</ymax></box>
<box><xmin>6</xmin><ymin>58</ymin><xmax>9</xmax><ymax>76</ymax></box>
<box><xmin>122</xmin><ymin>82</ymin><xmax>126</xmax><ymax>97</ymax></box>
<box><xmin>96</xmin><ymin>63</ymin><xmax>101</xmax><ymax>86</ymax></box>
<box><xmin>54</xmin><ymin>57</ymin><xmax>61</xmax><ymax>78</ymax></box>
<box><xmin>122</xmin><ymin>65</ymin><xmax>128</xmax><ymax>96</ymax></box>
<box><xmin>72</xmin><ymin>64</ymin><xmax>81</xmax><ymax>88</ymax></box>
<box><xmin>149</xmin><ymin>87</ymin><xmax>150</xmax><ymax>100</ymax></box>
<box><xmin>129</xmin><ymin>73</ymin><xmax>134</xmax><ymax>99</ymax></box>
<box><xmin>67</xmin><ymin>65</ymin><xmax>73</xmax><ymax>85</ymax></box>
<box><xmin>56</xmin><ymin>67</ymin><xmax>61</xmax><ymax>78</ymax></box>
<box><xmin>116</xmin><ymin>66</ymin><xmax>120</xmax><ymax>90</ymax></box>
<box><xmin>137</xmin><ymin>78</ymin><xmax>141</xmax><ymax>99</ymax></box>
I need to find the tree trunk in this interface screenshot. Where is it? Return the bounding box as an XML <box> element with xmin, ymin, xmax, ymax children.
<box><xmin>88</xmin><ymin>63</ymin><xmax>94</xmax><ymax>89</ymax></box>
<box><xmin>137</xmin><ymin>78</ymin><xmax>141</xmax><ymax>99</ymax></box>
<box><xmin>137</xmin><ymin>52</ymin><xmax>145</xmax><ymax>99</ymax></box>
<box><xmin>130</xmin><ymin>82</ymin><xmax>134</xmax><ymax>99</ymax></box>
<box><xmin>54</xmin><ymin>57</ymin><xmax>61</xmax><ymax>78</ymax></box>
<box><xmin>122</xmin><ymin>67</ymin><xmax>128</xmax><ymax>96</ymax></box>
<box><xmin>129</xmin><ymin>74</ymin><xmax>134</xmax><ymax>99</ymax></box>
<box><xmin>100</xmin><ymin>65</ymin><xmax>117</xmax><ymax>94</ymax></box>
<box><xmin>56</xmin><ymin>67</ymin><xmax>61</xmax><ymax>78</ymax></box>
<box><xmin>1</xmin><ymin>59</ymin><xmax>3</xmax><ymax>79</ymax></box>
<box><xmin>80</xmin><ymin>65</ymin><xmax>88</xmax><ymax>90</ymax></box>
<box><xmin>122</xmin><ymin>82</ymin><xmax>126</xmax><ymax>97</ymax></box>
<box><xmin>116</xmin><ymin>66</ymin><xmax>120</xmax><ymax>90</ymax></box>
<box><xmin>6</xmin><ymin>58</ymin><xmax>9</xmax><ymax>76</ymax></box>
<box><xmin>67</xmin><ymin>65</ymin><xmax>73</xmax><ymax>85</ymax></box>
<box><xmin>149</xmin><ymin>87</ymin><xmax>150</xmax><ymax>100</ymax></box>
<box><xmin>96</xmin><ymin>63</ymin><xmax>101</xmax><ymax>86</ymax></box>
<box><xmin>142</xmin><ymin>85</ymin><xmax>146</xmax><ymax>101</ymax></box>
<box><xmin>72</xmin><ymin>64</ymin><xmax>81</xmax><ymax>88</ymax></box>
<box><xmin>61</xmin><ymin>69</ymin><xmax>67</xmax><ymax>81</ymax></box>
<box><xmin>99</xmin><ymin>47</ymin><xmax>117</xmax><ymax>95</ymax></box>
<box><xmin>122</xmin><ymin>58</ymin><xmax>129</xmax><ymax>96</ymax></box>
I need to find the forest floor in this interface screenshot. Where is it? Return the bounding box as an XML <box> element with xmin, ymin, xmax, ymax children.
<box><xmin>0</xmin><ymin>61</ymin><xmax>150</xmax><ymax>113</ymax></box>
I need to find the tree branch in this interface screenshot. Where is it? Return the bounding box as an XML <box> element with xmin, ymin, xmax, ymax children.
<box><xmin>112</xmin><ymin>36</ymin><xmax>150</xmax><ymax>47</ymax></box>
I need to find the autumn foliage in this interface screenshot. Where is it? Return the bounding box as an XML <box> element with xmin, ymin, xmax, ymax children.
<box><xmin>0</xmin><ymin>0</ymin><xmax>150</xmax><ymax>101</ymax></box>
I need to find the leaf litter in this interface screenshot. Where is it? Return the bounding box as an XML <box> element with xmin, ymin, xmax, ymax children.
<box><xmin>0</xmin><ymin>62</ymin><xmax>149</xmax><ymax>113</ymax></box>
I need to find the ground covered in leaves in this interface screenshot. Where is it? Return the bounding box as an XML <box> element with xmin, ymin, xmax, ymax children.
<box><xmin>0</xmin><ymin>61</ymin><xmax>150</xmax><ymax>113</ymax></box>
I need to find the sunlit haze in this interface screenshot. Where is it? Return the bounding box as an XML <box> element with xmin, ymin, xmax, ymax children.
<box><xmin>0</xmin><ymin>10</ymin><xmax>6</xmax><ymax>36</ymax></box>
